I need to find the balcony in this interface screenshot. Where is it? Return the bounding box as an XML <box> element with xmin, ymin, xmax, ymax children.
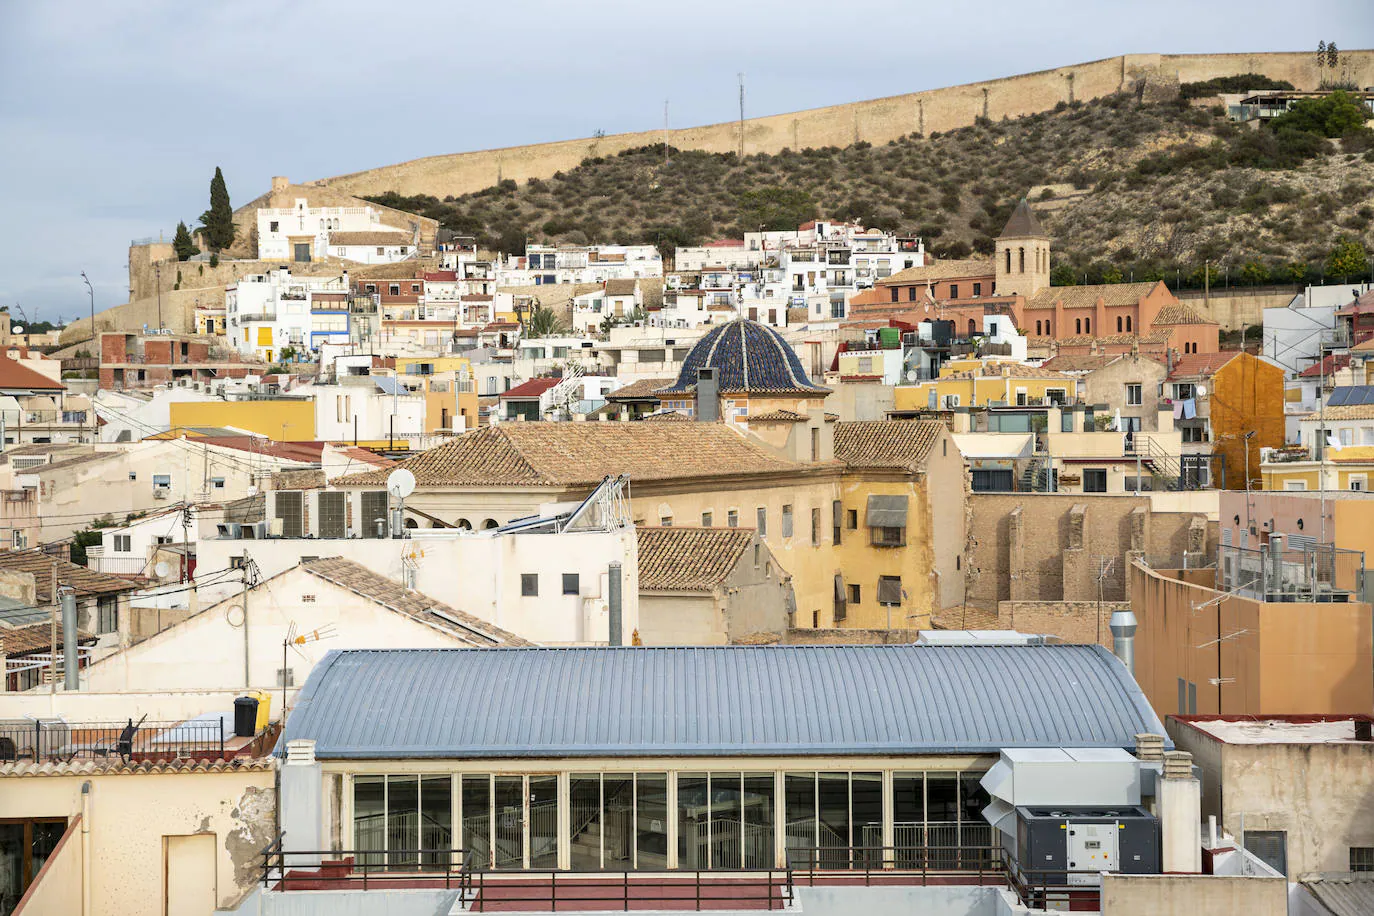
<box><xmin>0</xmin><ymin>716</ymin><xmax>276</xmax><ymax>765</ymax></box>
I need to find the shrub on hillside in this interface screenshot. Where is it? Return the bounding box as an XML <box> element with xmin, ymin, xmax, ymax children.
<box><xmin>1179</xmin><ymin>74</ymin><xmax>1295</xmax><ymax>99</ymax></box>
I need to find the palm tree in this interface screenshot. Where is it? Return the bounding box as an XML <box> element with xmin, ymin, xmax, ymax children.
<box><xmin>524</xmin><ymin>304</ymin><xmax>565</xmax><ymax>338</ymax></box>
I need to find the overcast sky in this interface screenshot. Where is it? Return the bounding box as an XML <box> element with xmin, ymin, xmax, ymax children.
<box><xmin>2</xmin><ymin>1</ymin><xmax>1371</xmax><ymax>322</ymax></box>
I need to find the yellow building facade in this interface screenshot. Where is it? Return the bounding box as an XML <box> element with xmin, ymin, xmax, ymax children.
<box><xmin>168</xmin><ymin>399</ymin><xmax>317</xmax><ymax>441</ymax></box>
<box><xmin>894</xmin><ymin>363</ymin><xmax>1079</xmax><ymax>412</ymax></box>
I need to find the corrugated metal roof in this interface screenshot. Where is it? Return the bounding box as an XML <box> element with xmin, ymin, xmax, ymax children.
<box><xmin>280</xmin><ymin>645</ymin><xmax>1166</xmax><ymax>760</ymax></box>
<box><xmin>1301</xmin><ymin>873</ymin><xmax>1374</xmax><ymax>915</ymax></box>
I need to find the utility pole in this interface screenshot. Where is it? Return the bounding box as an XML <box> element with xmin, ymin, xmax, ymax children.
<box><xmin>81</xmin><ymin>271</ymin><xmax>95</xmax><ymax>347</ymax></box>
<box><xmin>180</xmin><ymin>504</ymin><xmax>191</xmax><ymax>584</ymax></box>
<box><xmin>664</xmin><ymin>100</ymin><xmax>670</xmax><ymax>165</ymax></box>
<box><xmin>737</xmin><ymin>73</ymin><xmax>746</xmax><ymax>158</ymax></box>
<box><xmin>155</xmin><ymin>262</ymin><xmax>163</xmax><ymax>332</ymax></box>
<box><xmin>49</xmin><ymin>563</ymin><xmax>58</xmax><ymax>694</ymax></box>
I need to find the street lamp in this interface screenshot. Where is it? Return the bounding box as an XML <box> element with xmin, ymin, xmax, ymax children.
<box><xmin>80</xmin><ymin>272</ymin><xmax>95</xmax><ymax>347</ymax></box>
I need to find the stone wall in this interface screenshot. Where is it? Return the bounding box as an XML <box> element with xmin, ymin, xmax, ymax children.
<box><xmin>1178</xmin><ymin>287</ymin><xmax>1299</xmax><ymax>331</ymax></box>
<box><xmin>968</xmin><ymin>494</ymin><xmax>1213</xmax><ymax>610</ymax></box>
<box><xmin>996</xmin><ymin>600</ymin><xmax>1129</xmax><ymax>648</ymax></box>
<box><xmin>319</xmin><ymin>51</ymin><xmax>1374</xmax><ymax>200</ymax></box>
<box><xmin>782</xmin><ymin>628</ymin><xmax>921</xmax><ymax>645</ymax></box>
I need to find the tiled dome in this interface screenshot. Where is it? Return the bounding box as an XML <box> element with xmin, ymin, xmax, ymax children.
<box><xmin>662</xmin><ymin>319</ymin><xmax>828</xmax><ymax>395</ymax></box>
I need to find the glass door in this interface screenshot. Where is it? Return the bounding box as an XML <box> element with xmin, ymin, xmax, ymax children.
<box><xmin>492</xmin><ymin>777</ymin><xmax>525</xmax><ymax>870</ymax></box>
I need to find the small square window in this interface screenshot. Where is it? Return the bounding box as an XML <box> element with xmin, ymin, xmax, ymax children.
<box><xmin>211</xmin><ymin>477</ymin><xmax>226</xmax><ymax>489</ymax></box>
<box><xmin>1126</xmin><ymin>383</ymin><xmax>1142</xmax><ymax>406</ymax></box>
<box><xmin>521</xmin><ymin>573</ymin><xmax>538</xmax><ymax>597</ymax></box>
<box><xmin>847</xmin><ymin>509</ymin><xmax>858</xmax><ymax>530</ymax></box>
<box><xmin>562</xmin><ymin>573</ymin><xmax>579</xmax><ymax>596</ymax></box>
<box><xmin>701</xmin><ymin>511</ymin><xmax>713</xmax><ymax>527</ymax></box>
<box><xmin>152</xmin><ymin>474</ymin><xmax>171</xmax><ymax>488</ymax></box>
<box><xmin>727</xmin><ymin>509</ymin><xmax>738</xmax><ymax>528</ymax></box>
<box><xmin>781</xmin><ymin>505</ymin><xmax>794</xmax><ymax>538</ymax></box>
<box><xmin>848</xmin><ymin>584</ymin><xmax>861</xmax><ymax>605</ymax></box>
<box><xmin>756</xmin><ymin>507</ymin><xmax>767</xmax><ymax>536</ymax></box>
<box><xmin>1351</xmin><ymin>847</ymin><xmax>1374</xmax><ymax>872</ymax></box>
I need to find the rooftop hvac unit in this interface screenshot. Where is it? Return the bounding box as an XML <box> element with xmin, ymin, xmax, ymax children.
<box><xmin>1015</xmin><ymin>805</ymin><xmax>1158</xmax><ymax>888</ymax></box>
<box><xmin>152</xmin><ymin>487</ymin><xmax>170</xmax><ymax>500</ymax></box>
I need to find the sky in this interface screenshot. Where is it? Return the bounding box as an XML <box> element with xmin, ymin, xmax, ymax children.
<box><xmin>1</xmin><ymin>1</ymin><xmax>1372</xmax><ymax>323</ymax></box>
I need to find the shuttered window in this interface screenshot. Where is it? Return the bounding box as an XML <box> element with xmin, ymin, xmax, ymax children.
<box><xmin>833</xmin><ymin>574</ymin><xmax>847</xmax><ymax>622</ymax></box>
<box><xmin>877</xmin><ymin>576</ymin><xmax>902</xmax><ymax>606</ymax></box>
<box><xmin>867</xmin><ymin>495</ymin><xmax>908</xmax><ymax>546</ymax></box>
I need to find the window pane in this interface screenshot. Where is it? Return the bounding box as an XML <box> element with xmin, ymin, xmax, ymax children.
<box><xmin>493</xmin><ymin>776</ymin><xmax>525</xmax><ymax>869</ymax></box>
<box><xmin>893</xmin><ymin>773</ymin><xmax>925</xmax><ymax>867</ymax></box>
<box><xmin>817</xmin><ymin>773</ymin><xmax>850</xmax><ymax>868</ymax></box>
<box><xmin>960</xmin><ymin>772</ymin><xmax>992</xmax><ymax>850</ymax></box>
<box><xmin>784</xmin><ymin>773</ymin><xmax>817</xmax><ymax>863</ymax></box>
<box><xmin>421</xmin><ymin>776</ymin><xmax>453</xmax><ymax>867</ymax></box>
<box><xmin>529</xmin><ymin>776</ymin><xmax>559</xmax><ymax>868</ymax></box>
<box><xmin>927</xmin><ymin>773</ymin><xmax>959</xmax><ymax>868</ymax></box>
<box><xmin>852</xmin><ymin>772</ymin><xmax>883</xmax><ymax>866</ymax></box>
<box><xmin>604</xmin><ymin>774</ymin><xmax>635</xmax><ymax>869</ymax></box>
<box><xmin>743</xmin><ymin>774</ymin><xmax>776</xmax><ymax>869</ymax></box>
<box><xmin>461</xmin><ymin>775</ymin><xmax>491</xmax><ymax>869</ymax></box>
<box><xmin>636</xmin><ymin>774</ymin><xmax>668</xmax><ymax>869</ymax></box>
<box><xmin>354</xmin><ymin>776</ymin><xmax>386</xmax><ymax>867</ymax></box>
<box><xmin>709</xmin><ymin>773</ymin><xmax>743</xmax><ymax>868</ymax></box>
<box><xmin>387</xmin><ymin>776</ymin><xmax>420</xmax><ymax>868</ymax></box>
<box><xmin>570</xmin><ymin>776</ymin><xmax>603</xmax><ymax>869</ymax></box>
<box><xmin>677</xmin><ymin>773</ymin><xmax>709</xmax><ymax>869</ymax></box>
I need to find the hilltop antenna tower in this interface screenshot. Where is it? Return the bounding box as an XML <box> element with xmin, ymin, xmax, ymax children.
<box><xmin>737</xmin><ymin>72</ymin><xmax>745</xmax><ymax>157</ymax></box>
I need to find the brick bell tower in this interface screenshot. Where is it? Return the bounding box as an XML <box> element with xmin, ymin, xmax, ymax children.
<box><xmin>994</xmin><ymin>198</ymin><xmax>1050</xmax><ymax>299</ymax></box>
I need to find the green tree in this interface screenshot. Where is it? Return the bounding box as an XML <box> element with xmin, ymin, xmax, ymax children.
<box><xmin>1326</xmin><ymin>234</ymin><xmax>1369</xmax><ymax>281</ymax></box>
<box><xmin>69</xmin><ymin>528</ymin><xmax>102</xmax><ymax>566</ymax></box>
<box><xmin>1271</xmin><ymin>91</ymin><xmax>1369</xmax><ymax>138</ymax></box>
<box><xmin>172</xmin><ymin>221</ymin><xmax>199</xmax><ymax>261</ymax></box>
<box><xmin>1099</xmin><ymin>266</ymin><xmax>1124</xmax><ymax>285</ymax></box>
<box><xmin>737</xmin><ymin>186</ymin><xmax>815</xmax><ymax>232</ymax></box>
<box><xmin>524</xmin><ymin>304</ymin><xmax>565</xmax><ymax>338</ymax></box>
<box><xmin>279</xmin><ymin>346</ymin><xmax>297</xmax><ymax>362</ymax></box>
<box><xmin>1240</xmin><ymin>260</ymin><xmax>1269</xmax><ymax>285</ymax></box>
<box><xmin>200</xmin><ymin>166</ymin><xmax>235</xmax><ymax>251</ymax></box>
<box><xmin>1284</xmin><ymin>261</ymin><xmax>1310</xmax><ymax>283</ymax></box>
<box><xmin>1049</xmin><ymin>264</ymin><xmax>1077</xmax><ymax>287</ymax></box>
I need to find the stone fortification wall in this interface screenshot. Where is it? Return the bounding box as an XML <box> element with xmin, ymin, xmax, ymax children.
<box><xmin>319</xmin><ymin>51</ymin><xmax>1374</xmax><ymax>200</ymax></box>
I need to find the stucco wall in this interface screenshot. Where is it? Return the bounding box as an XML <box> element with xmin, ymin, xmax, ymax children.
<box><xmin>0</xmin><ymin>768</ymin><xmax>276</xmax><ymax>914</ymax></box>
<box><xmin>1100</xmin><ymin>873</ymin><xmax>1286</xmax><ymax>916</ymax></box>
<box><xmin>318</xmin><ymin>51</ymin><xmax>1374</xmax><ymax>200</ymax></box>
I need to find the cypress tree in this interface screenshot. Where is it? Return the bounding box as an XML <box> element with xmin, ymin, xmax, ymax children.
<box><xmin>200</xmin><ymin>166</ymin><xmax>235</xmax><ymax>251</ymax></box>
<box><xmin>172</xmin><ymin>221</ymin><xmax>199</xmax><ymax>261</ymax></box>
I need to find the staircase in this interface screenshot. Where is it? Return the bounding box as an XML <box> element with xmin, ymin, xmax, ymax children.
<box><xmin>1020</xmin><ymin>453</ymin><xmax>1054</xmax><ymax>492</ymax></box>
<box><xmin>1127</xmin><ymin>437</ymin><xmax>1192</xmax><ymax>491</ymax></box>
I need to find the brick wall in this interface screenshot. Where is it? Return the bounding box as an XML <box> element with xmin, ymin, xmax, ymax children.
<box><xmin>997</xmin><ymin>600</ymin><xmax>1129</xmax><ymax>648</ymax></box>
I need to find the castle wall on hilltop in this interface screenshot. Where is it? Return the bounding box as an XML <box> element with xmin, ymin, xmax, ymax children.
<box><xmin>318</xmin><ymin>50</ymin><xmax>1374</xmax><ymax>200</ymax></box>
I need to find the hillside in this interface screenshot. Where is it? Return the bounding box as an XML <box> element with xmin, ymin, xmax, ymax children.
<box><xmin>365</xmin><ymin>91</ymin><xmax>1374</xmax><ymax>288</ymax></box>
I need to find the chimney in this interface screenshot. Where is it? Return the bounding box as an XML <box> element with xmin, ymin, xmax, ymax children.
<box><xmin>1268</xmin><ymin>533</ymin><xmax>1285</xmax><ymax>595</ymax></box>
<box><xmin>1159</xmin><ymin>750</ymin><xmax>1202</xmax><ymax>873</ymax></box>
<box><xmin>1134</xmin><ymin>733</ymin><xmax>1165</xmax><ymax>762</ymax></box>
<box><xmin>608</xmin><ymin>562</ymin><xmax>623</xmax><ymax>646</ymax></box>
<box><xmin>695</xmin><ymin>368</ymin><xmax>719</xmax><ymax>422</ymax></box>
<box><xmin>280</xmin><ymin>740</ymin><xmax>323</xmax><ymax>865</ymax></box>
<box><xmin>61</xmin><ymin>590</ymin><xmax>78</xmax><ymax>691</ymax></box>
<box><xmin>1109</xmin><ymin>609</ymin><xmax>1138</xmax><ymax>675</ymax></box>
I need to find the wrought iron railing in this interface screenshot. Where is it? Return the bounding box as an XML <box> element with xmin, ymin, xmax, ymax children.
<box><xmin>0</xmin><ymin>717</ymin><xmax>227</xmax><ymax>764</ymax></box>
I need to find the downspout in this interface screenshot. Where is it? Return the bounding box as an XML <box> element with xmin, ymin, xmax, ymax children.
<box><xmin>81</xmin><ymin>781</ymin><xmax>91</xmax><ymax>916</ymax></box>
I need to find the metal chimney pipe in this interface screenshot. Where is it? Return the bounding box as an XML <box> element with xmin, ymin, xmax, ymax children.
<box><xmin>61</xmin><ymin>590</ymin><xmax>78</xmax><ymax>691</ymax></box>
<box><xmin>608</xmin><ymin>562</ymin><xmax>623</xmax><ymax>647</ymax></box>
<box><xmin>1268</xmin><ymin>533</ymin><xmax>1284</xmax><ymax>595</ymax></box>
<box><xmin>1109</xmin><ymin>609</ymin><xmax>1138</xmax><ymax>675</ymax></box>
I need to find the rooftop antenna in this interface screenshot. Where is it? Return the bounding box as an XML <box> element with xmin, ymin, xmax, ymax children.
<box><xmin>738</xmin><ymin>72</ymin><xmax>745</xmax><ymax>158</ymax></box>
<box><xmin>282</xmin><ymin>621</ymin><xmax>336</xmax><ymax>715</ymax></box>
<box><xmin>664</xmin><ymin>99</ymin><xmax>671</xmax><ymax>165</ymax></box>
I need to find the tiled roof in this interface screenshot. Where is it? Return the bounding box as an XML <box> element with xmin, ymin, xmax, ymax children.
<box><xmin>1167</xmin><ymin>352</ymin><xmax>1239</xmax><ymax>380</ymax></box>
<box><xmin>1316</xmin><ymin>404</ymin><xmax>1374</xmax><ymax>420</ymax></box>
<box><xmin>704</xmin><ymin>239</ymin><xmax>745</xmax><ymax>248</ymax></box>
<box><xmin>1025</xmin><ymin>282</ymin><xmax>1165</xmax><ymax>311</ymax></box>
<box><xmin>331</xmin><ymin>422</ymin><xmax>806</xmax><ymax>488</ymax></box>
<box><xmin>641</xmin><ymin>411</ymin><xmax>692</xmax><ymax>422</ymax></box>
<box><xmin>606</xmin><ymin>377</ymin><xmax>673</xmax><ymax>400</ymax></box>
<box><xmin>786</xmin><ymin>307</ymin><xmax>810</xmax><ymax>325</ymax></box>
<box><xmin>500</xmin><ymin>377</ymin><xmax>560</xmax><ymax>399</ymax></box>
<box><xmin>0</xmin><ymin>359</ymin><xmax>65</xmax><ymax>391</ymax></box>
<box><xmin>940</xmin><ymin>363</ymin><xmax>1076</xmax><ymax>381</ymax></box>
<box><xmin>300</xmin><ymin>558</ymin><xmax>531</xmax><ymax>647</ymax></box>
<box><xmin>328</xmin><ymin>230</ymin><xmax>410</xmax><ymax>247</ymax></box>
<box><xmin>660</xmin><ymin>319</ymin><xmax>828</xmax><ymax>395</ymax></box>
<box><xmin>1</xmin><ymin>622</ymin><xmax>97</xmax><ymax>656</ymax></box>
<box><xmin>0</xmin><ymin>758</ymin><xmax>277</xmax><ymax>777</ymax></box>
<box><xmin>1299</xmin><ymin>354</ymin><xmax>1351</xmax><ymax>378</ymax></box>
<box><xmin>604</xmin><ymin>279</ymin><xmax>638</xmax><ymax>296</ymax></box>
<box><xmin>878</xmin><ymin>259</ymin><xmax>994</xmax><ymax>286</ymax></box>
<box><xmin>833</xmin><ymin>420</ymin><xmax>945</xmax><ymax>473</ymax></box>
<box><xmin>1051</xmin><ymin>331</ymin><xmax>1171</xmax><ymax>347</ymax></box>
<box><xmin>637</xmin><ymin>526</ymin><xmax>755</xmax><ymax>591</ymax></box>
<box><xmin>1152</xmin><ymin>303</ymin><xmax>1217</xmax><ymax>326</ymax></box>
<box><xmin>0</xmin><ymin>550</ymin><xmax>139</xmax><ymax>602</ymax></box>
<box><xmin>1040</xmin><ymin>354</ymin><xmax>1120</xmax><ymax>372</ymax></box>
<box><xmin>272</xmin><ymin>469</ymin><xmax>326</xmax><ymax>490</ymax></box>
<box><xmin>748</xmin><ymin>409</ymin><xmax>807</xmax><ymax>422</ymax></box>
<box><xmin>1000</xmin><ymin>199</ymin><xmax>1047</xmax><ymax>238</ymax></box>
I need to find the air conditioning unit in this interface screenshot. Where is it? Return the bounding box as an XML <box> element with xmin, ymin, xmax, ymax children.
<box><xmin>215</xmin><ymin>523</ymin><xmax>240</xmax><ymax>539</ymax></box>
<box><xmin>152</xmin><ymin>487</ymin><xmax>170</xmax><ymax>500</ymax></box>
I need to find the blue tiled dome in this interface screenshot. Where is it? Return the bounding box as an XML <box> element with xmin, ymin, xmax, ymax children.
<box><xmin>662</xmin><ymin>319</ymin><xmax>828</xmax><ymax>394</ymax></box>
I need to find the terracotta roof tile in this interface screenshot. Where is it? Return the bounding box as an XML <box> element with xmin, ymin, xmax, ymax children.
<box><xmin>637</xmin><ymin>526</ymin><xmax>755</xmax><ymax>591</ymax></box>
<box><xmin>939</xmin><ymin>363</ymin><xmax>1076</xmax><ymax>381</ymax></box>
<box><xmin>1152</xmin><ymin>303</ymin><xmax>1217</xmax><ymax>326</ymax></box>
<box><xmin>640</xmin><ymin>411</ymin><xmax>692</xmax><ymax>422</ymax></box>
<box><xmin>301</xmin><ymin>557</ymin><xmax>531</xmax><ymax>646</ymax></box>
<box><xmin>0</xmin><ymin>550</ymin><xmax>139</xmax><ymax>602</ymax></box>
<box><xmin>1040</xmin><ymin>354</ymin><xmax>1120</xmax><ymax>372</ymax></box>
<box><xmin>1025</xmin><ymin>281</ymin><xmax>1165</xmax><ymax>311</ymax></box>
<box><xmin>748</xmin><ymin>409</ymin><xmax>808</xmax><ymax>422</ymax></box>
<box><xmin>833</xmin><ymin>420</ymin><xmax>945</xmax><ymax>473</ymax></box>
<box><xmin>1</xmin><ymin>622</ymin><xmax>97</xmax><ymax>656</ymax></box>
<box><xmin>332</xmin><ymin>422</ymin><xmax>806</xmax><ymax>488</ymax></box>
<box><xmin>603</xmin><ymin>279</ymin><xmax>639</xmax><ymax>296</ymax></box>
<box><xmin>272</xmin><ymin>470</ymin><xmax>326</xmax><ymax>490</ymax></box>
<box><xmin>0</xmin><ymin>359</ymin><xmax>64</xmax><ymax>391</ymax></box>
<box><xmin>501</xmin><ymin>377</ymin><xmax>561</xmax><ymax>399</ymax></box>
<box><xmin>1316</xmin><ymin>404</ymin><xmax>1374</xmax><ymax>421</ymax></box>
<box><xmin>606</xmin><ymin>377</ymin><xmax>673</xmax><ymax>400</ymax></box>
<box><xmin>1299</xmin><ymin>354</ymin><xmax>1351</xmax><ymax>378</ymax></box>
<box><xmin>1168</xmin><ymin>352</ymin><xmax>1239</xmax><ymax>380</ymax></box>
<box><xmin>329</xmin><ymin>230</ymin><xmax>411</xmax><ymax>247</ymax></box>
<box><xmin>879</xmin><ymin>259</ymin><xmax>994</xmax><ymax>285</ymax></box>
<box><xmin>0</xmin><ymin>758</ymin><xmax>276</xmax><ymax>777</ymax></box>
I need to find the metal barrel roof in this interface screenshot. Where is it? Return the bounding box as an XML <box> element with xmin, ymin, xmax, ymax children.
<box><xmin>279</xmin><ymin>645</ymin><xmax>1165</xmax><ymax>760</ymax></box>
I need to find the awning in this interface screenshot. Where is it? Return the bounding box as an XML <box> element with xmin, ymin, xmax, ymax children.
<box><xmin>877</xmin><ymin>576</ymin><xmax>903</xmax><ymax>605</ymax></box>
<box><xmin>866</xmin><ymin>494</ymin><xmax>908</xmax><ymax>528</ymax></box>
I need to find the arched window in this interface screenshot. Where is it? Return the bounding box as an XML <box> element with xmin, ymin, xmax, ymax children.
<box><xmin>1126</xmin><ymin>316</ymin><xmax>1133</xmax><ymax>332</ymax></box>
<box><xmin>482</xmin><ymin>518</ymin><xmax>499</xmax><ymax>529</ymax></box>
<box><xmin>457</xmin><ymin>519</ymin><xmax>473</xmax><ymax>530</ymax></box>
<box><xmin>1005</xmin><ymin>249</ymin><xmax>1012</xmax><ymax>272</ymax></box>
<box><xmin>1117</xmin><ymin>316</ymin><xmax>1123</xmax><ymax>332</ymax></box>
<box><xmin>1085</xmin><ymin>318</ymin><xmax>1091</xmax><ymax>334</ymax></box>
<box><xmin>1019</xmin><ymin>248</ymin><xmax>1025</xmax><ymax>273</ymax></box>
<box><xmin>1075</xmin><ymin>318</ymin><xmax>1082</xmax><ymax>334</ymax></box>
<box><xmin>968</xmin><ymin>318</ymin><xmax>977</xmax><ymax>336</ymax></box>
<box><xmin>403</xmin><ymin>518</ymin><xmax>418</xmax><ymax>529</ymax></box>
<box><xmin>1036</xmin><ymin>320</ymin><xmax>1042</xmax><ymax>335</ymax></box>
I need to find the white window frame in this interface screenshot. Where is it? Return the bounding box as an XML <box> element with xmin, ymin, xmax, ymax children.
<box><xmin>1350</xmin><ymin>475</ymin><xmax>1367</xmax><ymax>492</ymax></box>
<box><xmin>1126</xmin><ymin>383</ymin><xmax>1142</xmax><ymax>406</ymax></box>
<box><xmin>1284</xmin><ymin>480</ymin><xmax>1308</xmax><ymax>491</ymax></box>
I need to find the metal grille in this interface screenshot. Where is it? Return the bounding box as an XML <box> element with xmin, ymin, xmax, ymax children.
<box><xmin>361</xmin><ymin>491</ymin><xmax>389</xmax><ymax>538</ymax></box>
<box><xmin>275</xmin><ymin>491</ymin><xmax>304</xmax><ymax>539</ymax></box>
<box><xmin>318</xmin><ymin>491</ymin><xmax>346</xmax><ymax>539</ymax></box>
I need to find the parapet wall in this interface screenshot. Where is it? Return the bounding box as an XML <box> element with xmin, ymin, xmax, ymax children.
<box><xmin>319</xmin><ymin>51</ymin><xmax>1374</xmax><ymax>200</ymax></box>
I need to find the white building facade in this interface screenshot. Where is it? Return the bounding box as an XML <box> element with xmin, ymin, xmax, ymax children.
<box><xmin>256</xmin><ymin>198</ymin><xmax>410</xmax><ymax>263</ymax></box>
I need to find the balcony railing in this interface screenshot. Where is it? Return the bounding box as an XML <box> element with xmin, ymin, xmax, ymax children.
<box><xmin>0</xmin><ymin>718</ymin><xmax>228</xmax><ymax>764</ymax></box>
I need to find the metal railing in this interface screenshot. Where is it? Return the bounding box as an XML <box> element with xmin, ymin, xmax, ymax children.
<box><xmin>262</xmin><ymin>840</ymin><xmax>470</xmax><ymax>892</ymax></box>
<box><xmin>0</xmin><ymin>717</ymin><xmax>227</xmax><ymax>764</ymax></box>
<box><xmin>465</xmin><ymin>867</ymin><xmax>791</xmax><ymax>912</ymax></box>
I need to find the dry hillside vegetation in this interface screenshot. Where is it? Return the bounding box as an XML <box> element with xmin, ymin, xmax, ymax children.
<box><xmin>367</xmin><ymin>91</ymin><xmax>1374</xmax><ymax>287</ymax></box>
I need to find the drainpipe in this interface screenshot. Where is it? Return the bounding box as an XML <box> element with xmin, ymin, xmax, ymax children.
<box><xmin>81</xmin><ymin>781</ymin><xmax>91</xmax><ymax>916</ymax></box>
<box><xmin>62</xmin><ymin>590</ymin><xmax>79</xmax><ymax>691</ymax></box>
<box><xmin>608</xmin><ymin>562</ymin><xmax>623</xmax><ymax>646</ymax></box>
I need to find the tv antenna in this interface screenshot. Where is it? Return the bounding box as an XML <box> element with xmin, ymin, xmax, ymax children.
<box><xmin>282</xmin><ymin>621</ymin><xmax>336</xmax><ymax>713</ymax></box>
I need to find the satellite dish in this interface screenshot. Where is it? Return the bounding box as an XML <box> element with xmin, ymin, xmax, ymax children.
<box><xmin>387</xmin><ymin>468</ymin><xmax>416</xmax><ymax>499</ymax></box>
<box><xmin>11</xmin><ymin>326</ymin><xmax>22</xmax><ymax>335</ymax></box>
<box><xmin>905</xmin><ymin>369</ymin><xmax>918</xmax><ymax>383</ymax></box>
<box><xmin>225</xmin><ymin>605</ymin><xmax>245</xmax><ymax>628</ymax></box>
<box><xmin>1196</xmin><ymin>385</ymin><xmax>1207</xmax><ymax>397</ymax></box>
<box><xmin>154</xmin><ymin>561</ymin><xmax>170</xmax><ymax>578</ymax></box>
